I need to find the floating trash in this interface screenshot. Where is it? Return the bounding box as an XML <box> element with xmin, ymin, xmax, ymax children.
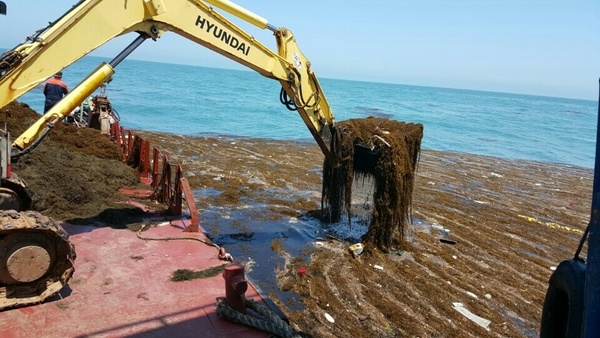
<box><xmin>349</xmin><ymin>243</ymin><xmax>364</xmax><ymax>257</ymax></box>
<box><xmin>325</xmin><ymin>312</ymin><xmax>335</xmax><ymax>323</ymax></box>
<box><xmin>452</xmin><ymin>302</ymin><xmax>491</xmax><ymax>330</ymax></box>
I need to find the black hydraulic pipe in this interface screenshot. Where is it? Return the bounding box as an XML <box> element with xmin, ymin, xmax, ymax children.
<box><xmin>11</xmin><ymin>126</ymin><xmax>53</xmax><ymax>161</ymax></box>
<box><xmin>11</xmin><ymin>34</ymin><xmax>148</xmax><ymax>159</ymax></box>
<box><xmin>109</xmin><ymin>34</ymin><xmax>149</xmax><ymax>69</ymax></box>
<box><xmin>582</xmin><ymin>78</ymin><xmax>600</xmax><ymax>337</ymax></box>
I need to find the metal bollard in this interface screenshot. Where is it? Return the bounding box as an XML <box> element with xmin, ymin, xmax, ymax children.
<box><xmin>223</xmin><ymin>263</ymin><xmax>248</xmax><ymax>314</ymax></box>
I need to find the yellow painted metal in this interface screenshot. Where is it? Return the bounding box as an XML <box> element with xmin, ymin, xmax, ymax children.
<box><xmin>0</xmin><ymin>0</ymin><xmax>334</xmax><ymax>156</ymax></box>
<box><xmin>144</xmin><ymin>0</ymin><xmax>166</xmax><ymax>16</ymax></box>
<box><xmin>12</xmin><ymin>63</ymin><xmax>115</xmax><ymax>150</ymax></box>
<box><xmin>203</xmin><ymin>0</ymin><xmax>268</xmax><ymax>29</ymax></box>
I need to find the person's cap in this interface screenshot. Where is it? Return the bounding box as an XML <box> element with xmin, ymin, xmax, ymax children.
<box><xmin>54</xmin><ymin>72</ymin><xmax>63</xmax><ymax>78</ymax></box>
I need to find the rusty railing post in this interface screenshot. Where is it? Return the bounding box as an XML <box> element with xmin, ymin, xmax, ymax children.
<box><xmin>181</xmin><ymin>177</ymin><xmax>199</xmax><ymax>232</ymax></box>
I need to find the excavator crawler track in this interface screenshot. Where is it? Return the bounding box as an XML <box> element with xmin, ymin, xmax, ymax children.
<box><xmin>0</xmin><ymin>210</ymin><xmax>75</xmax><ymax>310</ymax></box>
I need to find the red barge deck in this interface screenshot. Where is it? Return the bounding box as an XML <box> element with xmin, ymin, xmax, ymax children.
<box><xmin>0</xmin><ymin>219</ymin><xmax>272</xmax><ymax>338</ymax></box>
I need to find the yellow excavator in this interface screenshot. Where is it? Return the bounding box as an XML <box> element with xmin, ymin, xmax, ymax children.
<box><xmin>0</xmin><ymin>0</ymin><xmax>356</xmax><ymax>310</ymax></box>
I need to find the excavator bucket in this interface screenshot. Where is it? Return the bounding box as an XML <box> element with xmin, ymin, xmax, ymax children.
<box><xmin>353</xmin><ymin>142</ymin><xmax>380</xmax><ymax>174</ymax></box>
<box><xmin>322</xmin><ymin>117</ymin><xmax>423</xmax><ymax>252</ymax></box>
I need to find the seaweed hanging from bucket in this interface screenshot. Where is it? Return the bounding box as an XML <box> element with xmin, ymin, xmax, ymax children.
<box><xmin>322</xmin><ymin>117</ymin><xmax>423</xmax><ymax>253</ymax></box>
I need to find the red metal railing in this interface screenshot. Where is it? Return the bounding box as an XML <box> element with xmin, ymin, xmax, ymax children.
<box><xmin>110</xmin><ymin>121</ymin><xmax>199</xmax><ymax>232</ymax></box>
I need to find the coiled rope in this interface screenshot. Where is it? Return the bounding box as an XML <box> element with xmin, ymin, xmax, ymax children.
<box><xmin>216</xmin><ymin>297</ymin><xmax>301</xmax><ymax>338</ymax></box>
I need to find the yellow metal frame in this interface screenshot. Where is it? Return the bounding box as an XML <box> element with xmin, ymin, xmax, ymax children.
<box><xmin>0</xmin><ymin>0</ymin><xmax>334</xmax><ymax>156</ymax></box>
<box><xmin>12</xmin><ymin>63</ymin><xmax>115</xmax><ymax>149</ymax></box>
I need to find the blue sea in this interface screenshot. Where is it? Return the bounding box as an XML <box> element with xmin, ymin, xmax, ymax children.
<box><xmin>17</xmin><ymin>55</ymin><xmax>598</xmax><ymax>169</ymax></box>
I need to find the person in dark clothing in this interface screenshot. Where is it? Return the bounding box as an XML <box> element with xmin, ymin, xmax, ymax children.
<box><xmin>43</xmin><ymin>72</ymin><xmax>68</xmax><ymax>113</ymax></box>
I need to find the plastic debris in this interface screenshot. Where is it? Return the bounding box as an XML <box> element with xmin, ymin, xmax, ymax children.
<box><xmin>517</xmin><ymin>214</ymin><xmax>583</xmax><ymax>234</ymax></box>
<box><xmin>439</xmin><ymin>228</ymin><xmax>457</xmax><ymax>244</ymax></box>
<box><xmin>349</xmin><ymin>243</ymin><xmax>364</xmax><ymax>258</ymax></box>
<box><xmin>452</xmin><ymin>302</ymin><xmax>491</xmax><ymax>330</ymax></box>
<box><xmin>440</xmin><ymin>237</ymin><xmax>457</xmax><ymax>245</ymax></box>
<box><xmin>432</xmin><ymin>225</ymin><xmax>457</xmax><ymax>244</ymax></box>
<box><xmin>298</xmin><ymin>267</ymin><xmax>307</xmax><ymax>275</ymax></box>
<box><xmin>218</xmin><ymin>247</ymin><xmax>234</xmax><ymax>262</ymax></box>
<box><xmin>325</xmin><ymin>313</ymin><xmax>335</xmax><ymax>323</ymax></box>
<box><xmin>374</xmin><ymin>265</ymin><xmax>384</xmax><ymax>270</ymax></box>
<box><xmin>466</xmin><ymin>292</ymin><xmax>478</xmax><ymax>299</ymax></box>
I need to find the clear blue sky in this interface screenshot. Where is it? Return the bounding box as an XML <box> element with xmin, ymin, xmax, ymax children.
<box><xmin>1</xmin><ymin>0</ymin><xmax>599</xmax><ymax>100</ymax></box>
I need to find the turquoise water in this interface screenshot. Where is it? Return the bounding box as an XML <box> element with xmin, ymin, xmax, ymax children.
<box><xmin>17</xmin><ymin>55</ymin><xmax>598</xmax><ymax>168</ymax></box>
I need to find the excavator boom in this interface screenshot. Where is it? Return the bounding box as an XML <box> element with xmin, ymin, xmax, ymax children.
<box><xmin>0</xmin><ymin>0</ymin><xmax>407</xmax><ymax>314</ymax></box>
<box><xmin>0</xmin><ymin>0</ymin><xmax>345</xmax><ymax>311</ymax></box>
<box><xmin>0</xmin><ymin>0</ymin><xmax>334</xmax><ymax>156</ymax></box>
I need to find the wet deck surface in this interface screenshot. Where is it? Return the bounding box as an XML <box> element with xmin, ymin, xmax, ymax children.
<box><xmin>0</xmin><ymin>221</ymin><xmax>271</xmax><ymax>338</ymax></box>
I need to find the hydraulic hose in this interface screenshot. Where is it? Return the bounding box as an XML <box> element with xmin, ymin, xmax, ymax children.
<box><xmin>10</xmin><ymin>125</ymin><xmax>53</xmax><ymax>161</ymax></box>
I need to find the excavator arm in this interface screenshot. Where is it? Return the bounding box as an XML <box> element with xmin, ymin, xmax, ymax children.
<box><xmin>0</xmin><ymin>0</ymin><xmax>342</xmax><ymax>311</ymax></box>
<box><xmin>0</xmin><ymin>0</ymin><xmax>334</xmax><ymax>156</ymax></box>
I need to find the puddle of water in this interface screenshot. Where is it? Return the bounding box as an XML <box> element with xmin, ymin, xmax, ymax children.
<box><xmin>495</xmin><ymin>305</ymin><xmax>539</xmax><ymax>338</ymax></box>
<box><xmin>520</xmin><ymin>249</ymin><xmax>556</xmax><ymax>266</ymax></box>
<box><xmin>200</xmin><ymin>193</ymin><xmax>376</xmax><ymax>312</ymax></box>
<box><xmin>196</xmin><ymin>175</ymin><xmax>435</xmax><ymax>313</ymax></box>
<box><xmin>193</xmin><ymin>187</ymin><xmax>223</xmax><ymax>199</ymax></box>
